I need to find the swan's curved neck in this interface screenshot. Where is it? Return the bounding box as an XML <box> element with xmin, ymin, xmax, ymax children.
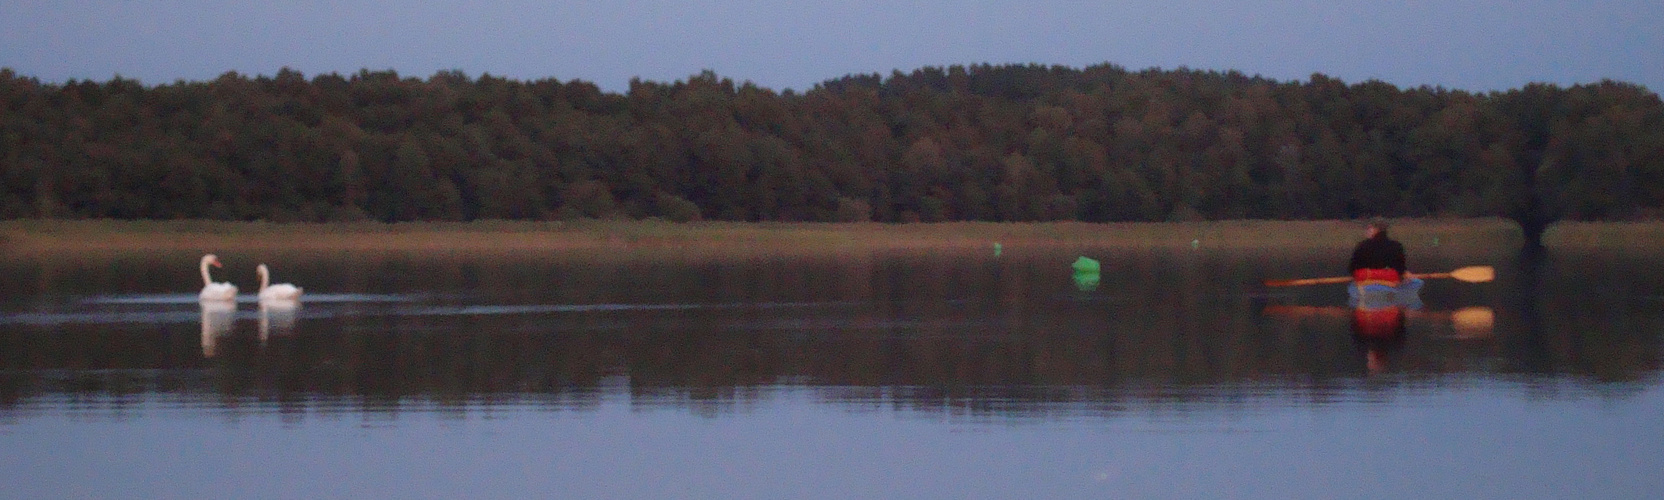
<box><xmin>201</xmin><ymin>259</ymin><xmax>213</xmax><ymax>287</ymax></box>
<box><xmin>258</xmin><ymin>267</ymin><xmax>270</xmax><ymax>292</ymax></box>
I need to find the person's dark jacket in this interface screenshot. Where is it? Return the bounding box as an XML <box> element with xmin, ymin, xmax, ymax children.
<box><xmin>1348</xmin><ymin>234</ymin><xmax>1406</xmax><ymax>274</ymax></box>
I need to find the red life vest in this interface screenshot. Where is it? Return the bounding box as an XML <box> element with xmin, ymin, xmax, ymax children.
<box><xmin>1352</xmin><ymin>267</ymin><xmax>1401</xmax><ymax>287</ymax></box>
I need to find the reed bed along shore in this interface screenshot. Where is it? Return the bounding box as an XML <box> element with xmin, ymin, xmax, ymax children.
<box><xmin>0</xmin><ymin>217</ymin><xmax>1596</xmax><ymax>256</ymax></box>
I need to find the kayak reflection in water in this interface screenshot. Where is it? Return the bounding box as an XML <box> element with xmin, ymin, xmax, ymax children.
<box><xmin>1351</xmin><ymin>299</ymin><xmax>1410</xmax><ymax>373</ymax></box>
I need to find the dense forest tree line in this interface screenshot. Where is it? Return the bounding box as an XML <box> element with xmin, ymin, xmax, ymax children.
<box><xmin>3</xmin><ymin>64</ymin><xmax>1662</xmax><ymax>245</ymax></box>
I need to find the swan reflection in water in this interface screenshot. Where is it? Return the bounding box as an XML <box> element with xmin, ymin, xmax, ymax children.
<box><xmin>199</xmin><ymin>300</ymin><xmax>235</xmax><ymax>358</ymax></box>
<box><xmin>200</xmin><ymin>301</ymin><xmax>302</xmax><ymax>357</ymax></box>
<box><xmin>258</xmin><ymin>299</ymin><xmax>300</xmax><ymax>343</ymax></box>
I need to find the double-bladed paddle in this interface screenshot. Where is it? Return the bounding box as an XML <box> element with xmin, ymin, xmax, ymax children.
<box><xmin>1263</xmin><ymin>265</ymin><xmax>1494</xmax><ymax>287</ymax></box>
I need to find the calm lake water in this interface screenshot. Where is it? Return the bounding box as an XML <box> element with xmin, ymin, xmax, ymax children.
<box><xmin>1</xmin><ymin>245</ymin><xmax>1661</xmax><ymax>499</ymax></box>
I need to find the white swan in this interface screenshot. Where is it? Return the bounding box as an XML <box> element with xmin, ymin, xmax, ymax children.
<box><xmin>256</xmin><ymin>263</ymin><xmax>303</xmax><ymax>302</ymax></box>
<box><xmin>198</xmin><ymin>254</ymin><xmax>238</xmax><ymax>301</ymax></box>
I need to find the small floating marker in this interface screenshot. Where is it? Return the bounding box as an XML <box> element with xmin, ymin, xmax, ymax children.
<box><xmin>1432</xmin><ymin>236</ymin><xmax>1440</xmax><ymax>247</ymax></box>
<box><xmin>993</xmin><ymin>242</ymin><xmax>1002</xmax><ymax>257</ymax></box>
<box><xmin>1190</xmin><ymin>239</ymin><xmax>1200</xmax><ymax>250</ymax></box>
<box><xmin>1072</xmin><ymin>256</ymin><xmax>1101</xmax><ymax>291</ymax></box>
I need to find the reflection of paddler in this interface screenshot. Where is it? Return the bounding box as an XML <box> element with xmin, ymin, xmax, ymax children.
<box><xmin>1262</xmin><ymin>304</ymin><xmax>1495</xmax><ymax>373</ymax></box>
<box><xmin>1352</xmin><ymin>306</ymin><xmax>1405</xmax><ymax>338</ymax></box>
<box><xmin>1351</xmin><ymin>304</ymin><xmax>1407</xmax><ymax>373</ymax></box>
<box><xmin>1263</xmin><ymin>305</ymin><xmax>1493</xmax><ymax>337</ymax></box>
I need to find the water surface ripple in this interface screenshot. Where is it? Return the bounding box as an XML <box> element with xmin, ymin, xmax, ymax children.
<box><xmin>2</xmin><ymin>248</ymin><xmax>1660</xmax><ymax>499</ymax></box>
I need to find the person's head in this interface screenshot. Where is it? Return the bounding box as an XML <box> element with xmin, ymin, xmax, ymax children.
<box><xmin>1365</xmin><ymin>219</ymin><xmax>1389</xmax><ymax>239</ymax></box>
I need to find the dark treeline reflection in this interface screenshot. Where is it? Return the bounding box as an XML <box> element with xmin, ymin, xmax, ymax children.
<box><xmin>1</xmin><ymin>250</ymin><xmax>1660</xmax><ymax>417</ymax></box>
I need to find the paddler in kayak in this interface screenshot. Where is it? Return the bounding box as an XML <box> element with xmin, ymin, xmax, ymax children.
<box><xmin>1347</xmin><ymin>219</ymin><xmax>1411</xmax><ymax>373</ymax></box>
<box><xmin>1348</xmin><ymin>219</ymin><xmax>1407</xmax><ymax>286</ymax></box>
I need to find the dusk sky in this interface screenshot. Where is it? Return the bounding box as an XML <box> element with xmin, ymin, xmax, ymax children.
<box><xmin>3</xmin><ymin>0</ymin><xmax>1660</xmax><ymax>93</ymax></box>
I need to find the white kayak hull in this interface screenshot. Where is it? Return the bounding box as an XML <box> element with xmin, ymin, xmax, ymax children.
<box><xmin>1348</xmin><ymin>277</ymin><xmax>1424</xmax><ymax>310</ymax></box>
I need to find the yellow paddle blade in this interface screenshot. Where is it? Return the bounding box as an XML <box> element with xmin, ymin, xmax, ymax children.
<box><xmin>1448</xmin><ymin>266</ymin><xmax>1494</xmax><ymax>283</ymax></box>
<box><xmin>1412</xmin><ymin>265</ymin><xmax>1495</xmax><ymax>283</ymax></box>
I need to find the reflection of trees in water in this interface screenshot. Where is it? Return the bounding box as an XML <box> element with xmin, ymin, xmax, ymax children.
<box><xmin>2</xmin><ymin>250</ymin><xmax>1660</xmax><ymax>416</ymax></box>
<box><xmin>1501</xmin><ymin>250</ymin><xmax>1664</xmax><ymax>385</ymax></box>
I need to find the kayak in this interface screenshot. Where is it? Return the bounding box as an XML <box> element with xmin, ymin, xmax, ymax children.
<box><xmin>1348</xmin><ymin>277</ymin><xmax>1424</xmax><ymax>310</ymax></box>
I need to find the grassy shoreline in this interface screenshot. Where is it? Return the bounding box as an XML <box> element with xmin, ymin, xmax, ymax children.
<box><xmin>1</xmin><ymin>218</ymin><xmax>1652</xmax><ymax>254</ymax></box>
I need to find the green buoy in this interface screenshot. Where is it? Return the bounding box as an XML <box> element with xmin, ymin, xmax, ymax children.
<box><xmin>993</xmin><ymin>242</ymin><xmax>1002</xmax><ymax>257</ymax></box>
<box><xmin>1072</xmin><ymin>257</ymin><xmax>1101</xmax><ymax>292</ymax></box>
